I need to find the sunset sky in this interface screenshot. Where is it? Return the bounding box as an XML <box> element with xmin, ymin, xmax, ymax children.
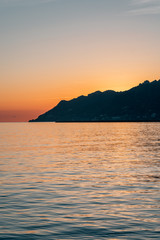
<box><xmin>1</xmin><ymin>0</ymin><xmax>160</xmax><ymax>122</ymax></box>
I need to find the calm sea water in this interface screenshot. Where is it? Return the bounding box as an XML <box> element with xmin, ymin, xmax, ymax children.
<box><xmin>0</xmin><ymin>122</ymin><xmax>160</xmax><ymax>240</ymax></box>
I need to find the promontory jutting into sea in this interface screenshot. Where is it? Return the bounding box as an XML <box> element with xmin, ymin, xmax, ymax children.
<box><xmin>30</xmin><ymin>80</ymin><xmax>160</xmax><ymax>122</ymax></box>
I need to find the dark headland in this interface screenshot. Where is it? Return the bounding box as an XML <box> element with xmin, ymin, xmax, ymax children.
<box><xmin>29</xmin><ymin>80</ymin><xmax>160</xmax><ymax>122</ymax></box>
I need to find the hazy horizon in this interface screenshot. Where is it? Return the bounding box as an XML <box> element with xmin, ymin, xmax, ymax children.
<box><xmin>0</xmin><ymin>79</ymin><xmax>159</xmax><ymax>122</ymax></box>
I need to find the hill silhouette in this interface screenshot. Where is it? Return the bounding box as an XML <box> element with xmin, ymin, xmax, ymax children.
<box><xmin>29</xmin><ymin>80</ymin><xmax>160</xmax><ymax>122</ymax></box>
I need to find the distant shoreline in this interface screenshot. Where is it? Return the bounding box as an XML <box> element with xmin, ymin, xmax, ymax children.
<box><xmin>29</xmin><ymin>80</ymin><xmax>160</xmax><ymax>123</ymax></box>
<box><xmin>29</xmin><ymin>120</ymin><xmax>160</xmax><ymax>123</ymax></box>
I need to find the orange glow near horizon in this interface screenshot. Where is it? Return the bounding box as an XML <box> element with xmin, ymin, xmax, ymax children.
<box><xmin>1</xmin><ymin>72</ymin><xmax>159</xmax><ymax>122</ymax></box>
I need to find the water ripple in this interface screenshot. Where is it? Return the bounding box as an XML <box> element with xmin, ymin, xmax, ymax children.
<box><xmin>0</xmin><ymin>123</ymin><xmax>160</xmax><ymax>239</ymax></box>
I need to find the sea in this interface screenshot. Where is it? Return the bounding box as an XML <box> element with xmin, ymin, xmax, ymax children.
<box><xmin>0</xmin><ymin>122</ymin><xmax>160</xmax><ymax>240</ymax></box>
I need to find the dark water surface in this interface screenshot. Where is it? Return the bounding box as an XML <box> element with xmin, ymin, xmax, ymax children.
<box><xmin>0</xmin><ymin>123</ymin><xmax>160</xmax><ymax>239</ymax></box>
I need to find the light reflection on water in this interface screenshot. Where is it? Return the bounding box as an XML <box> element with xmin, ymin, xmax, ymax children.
<box><xmin>0</xmin><ymin>122</ymin><xmax>160</xmax><ymax>239</ymax></box>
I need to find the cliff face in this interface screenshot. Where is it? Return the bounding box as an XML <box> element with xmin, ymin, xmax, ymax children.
<box><xmin>29</xmin><ymin>80</ymin><xmax>160</xmax><ymax>122</ymax></box>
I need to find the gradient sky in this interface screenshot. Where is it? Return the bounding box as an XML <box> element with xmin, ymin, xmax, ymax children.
<box><xmin>0</xmin><ymin>0</ymin><xmax>160</xmax><ymax>121</ymax></box>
